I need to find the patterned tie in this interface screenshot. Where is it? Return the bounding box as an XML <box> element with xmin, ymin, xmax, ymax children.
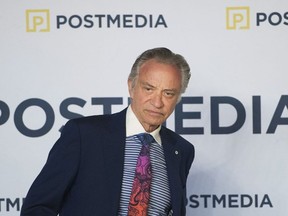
<box><xmin>128</xmin><ymin>133</ymin><xmax>154</xmax><ymax>216</ymax></box>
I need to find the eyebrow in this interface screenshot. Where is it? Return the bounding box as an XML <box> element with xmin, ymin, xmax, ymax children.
<box><xmin>141</xmin><ymin>81</ymin><xmax>179</xmax><ymax>93</ymax></box>
<box><xmin>141</xmin><ymin>81</ymin><xmax>155</xmax><ymax>88</ymax></box>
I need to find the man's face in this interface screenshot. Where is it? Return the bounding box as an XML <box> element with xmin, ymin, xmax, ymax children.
<box><xmin>128</xmin><ymin>59</ymin><xmax>182</xmax><ymax>132</ymax></box>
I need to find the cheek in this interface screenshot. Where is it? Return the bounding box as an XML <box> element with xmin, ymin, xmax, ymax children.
<box><xmin>164</xmin><ymin>100</ymin><xmax>178</xmax><ymax>113</ymax></box>
<box><xmin>130</xmin><ymin>86</ymin><xmax>144</xmax><ymax>99</ymax></box>
<box><xmin>132</xmin><ymin>92</ymin><xmax>148</xmax><ymax>107</ymax></box>
<box><xmin>135</xmin><ymin>90</ymin><xmax>150</xmax><ymax>102</ymax></box>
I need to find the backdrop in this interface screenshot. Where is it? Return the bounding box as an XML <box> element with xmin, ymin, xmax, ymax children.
<box><xmin>1</xmin><ymin>1</ymin><xmax>287</xmax><ymax>215</ymax></box>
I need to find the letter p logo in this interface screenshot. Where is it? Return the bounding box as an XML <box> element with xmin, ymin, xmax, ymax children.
<box><xmin>226</xmin><ymin>7</ymin><xmax>250</xmax><ymax>30</ymax></box>
<box><xmin>26</xmin><ymin>9</ymin><xmax>50</xmax><ymax>32</ymax></box>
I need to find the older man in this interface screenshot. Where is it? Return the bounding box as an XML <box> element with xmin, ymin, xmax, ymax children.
<box><xmin>21</xmin><ymin>47</ymin><xmax>195</xmax><ymax>216</ymax></box>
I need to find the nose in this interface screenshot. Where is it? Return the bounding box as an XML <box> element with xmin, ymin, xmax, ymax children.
<box><xmin>150</xmin><ymin>92</ymin><xmax>164</xmax><ymax>108</ymax></box>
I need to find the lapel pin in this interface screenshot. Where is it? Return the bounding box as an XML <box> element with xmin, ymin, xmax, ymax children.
<box><xmin>175</xmin><ymin>150</ymin><xmax>179</xmax><ymax>155</ymax></box>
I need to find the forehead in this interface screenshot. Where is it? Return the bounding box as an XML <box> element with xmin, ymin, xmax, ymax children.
<box><xmin>138</xmin><ymin>60</ymin><xmax>182</xmax><ymax>92</ymax></box>
<box><xmin>139</xmin><ymin>59</ymin><xmax>181</xmax><ymax>78</ymax></box>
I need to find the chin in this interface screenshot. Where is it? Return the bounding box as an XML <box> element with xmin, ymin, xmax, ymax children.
<box><xmin>147</xmin><ymin>120</ymin><xmax>163</xmax><ymax>127</ymax></box>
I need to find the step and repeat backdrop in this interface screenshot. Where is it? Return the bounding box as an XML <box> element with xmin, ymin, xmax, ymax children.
<box><xmin>1</xmin><ymin>0</ymin><xmax>287</xmax><ymax>215</ymax></box>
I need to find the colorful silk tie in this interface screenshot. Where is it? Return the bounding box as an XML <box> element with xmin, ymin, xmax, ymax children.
<box><xmin>128</xmin><ymin>133</ymin><xmax>154</xmax><ymax>216</ymax></box>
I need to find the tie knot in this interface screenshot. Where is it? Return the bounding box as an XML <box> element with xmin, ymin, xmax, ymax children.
<box><xmin>137</xmin><ymin>133</ymin><xmax>154</xmax><ymax>146</ymax></box>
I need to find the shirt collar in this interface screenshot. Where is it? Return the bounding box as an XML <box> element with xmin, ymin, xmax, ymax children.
<box><xmin>126</xmin><ymin>106</ymin><xmax>162</xmax><ymax>145</ymax></box>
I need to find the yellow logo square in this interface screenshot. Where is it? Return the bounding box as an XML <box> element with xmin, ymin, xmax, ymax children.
<box><xmin>226</xmin><ymin>7</ymin><xmax>250</xmax><ymax>30</ymax></box>
<box><xmin>26</xmin><ymin>9</ymin><xmax>50</xmax><ymax>32</ymax></box>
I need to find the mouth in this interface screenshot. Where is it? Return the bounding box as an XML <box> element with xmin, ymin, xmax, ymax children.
<box><xmin>145</xmin><ymin>109</ymin><xmax>164</xmax><ymax>117</ymax></box>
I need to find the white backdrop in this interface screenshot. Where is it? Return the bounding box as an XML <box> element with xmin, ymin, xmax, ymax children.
<box><xmin>1</xmin><ymin>1</ymin><xmax>287</xmax><ymax>215</ymax></box>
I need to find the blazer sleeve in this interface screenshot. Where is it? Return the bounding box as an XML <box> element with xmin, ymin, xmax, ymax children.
<box><xmin>21</xmin><ymin>120</ymin><xmax>81</xmax><ymax>216</ymax></box>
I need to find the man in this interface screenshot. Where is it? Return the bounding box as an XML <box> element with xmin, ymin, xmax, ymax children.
<box><xmin>21</xmin><ymin>47</ymin><xmax>195</xmax><ymax>216</ymax></box>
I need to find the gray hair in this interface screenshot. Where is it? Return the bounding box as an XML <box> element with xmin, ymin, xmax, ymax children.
<box><xmin>128</xmin><ymin>47</ymin><xmax>191</xmax><ymax>94</ymax></box>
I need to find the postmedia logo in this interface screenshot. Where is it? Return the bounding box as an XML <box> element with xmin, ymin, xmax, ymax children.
<box><xmin>226</xmin><ymin>7</ymin><xmax>250</xmax><ymax>30</ymax></box>
<box><xmin>26</xmin><ymin>9</ymin><xmax>50</xmax><ymax>32</ymax></box>
<box><xmin>226</xmin><ymin>6</ymin><xmax>288</xmax><ymax>30</ymax></box>
<box><xmin>25</xmin><ymin>9</ymin><xmax>168</xmax><ymax>32</ymax></box>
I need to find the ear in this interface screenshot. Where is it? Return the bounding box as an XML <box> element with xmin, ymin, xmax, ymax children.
<box><xmin>128</xmin><ymin>79</ymin><xmax>134</xmax><ymax>99</ymax></box>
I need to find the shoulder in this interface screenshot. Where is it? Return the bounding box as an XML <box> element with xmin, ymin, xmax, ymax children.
<box><xmin>62</xmin><ymin>108</ymin><xmax>127</xmax><ymax>134</ymax></box>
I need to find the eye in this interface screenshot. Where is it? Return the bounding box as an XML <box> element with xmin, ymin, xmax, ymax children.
<box><xmin>143</xmin><ymin>85</ymin><xmax>154</xmax><ymax>92</ymax></box>
<box><xmin>164</xmin><ymin>91</ymin><xmax>176</xmax><ymax>97</ymax></box>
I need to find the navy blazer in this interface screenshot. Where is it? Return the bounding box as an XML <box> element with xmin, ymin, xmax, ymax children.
<box><xmin>21</xmin><ymin>108</ymin><xmax>194</xmax><ymax>216</ymax></box>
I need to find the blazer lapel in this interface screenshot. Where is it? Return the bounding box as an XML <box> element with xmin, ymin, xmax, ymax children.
<box><xmin>102</xmin><ymin>109</ymin><xmax>127</xmax><ymax>214</ymax></box>
<box><xmin>160</xmin><ymin>128</ymin><xmax>183</xmax><ymax>215</ymax></box>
